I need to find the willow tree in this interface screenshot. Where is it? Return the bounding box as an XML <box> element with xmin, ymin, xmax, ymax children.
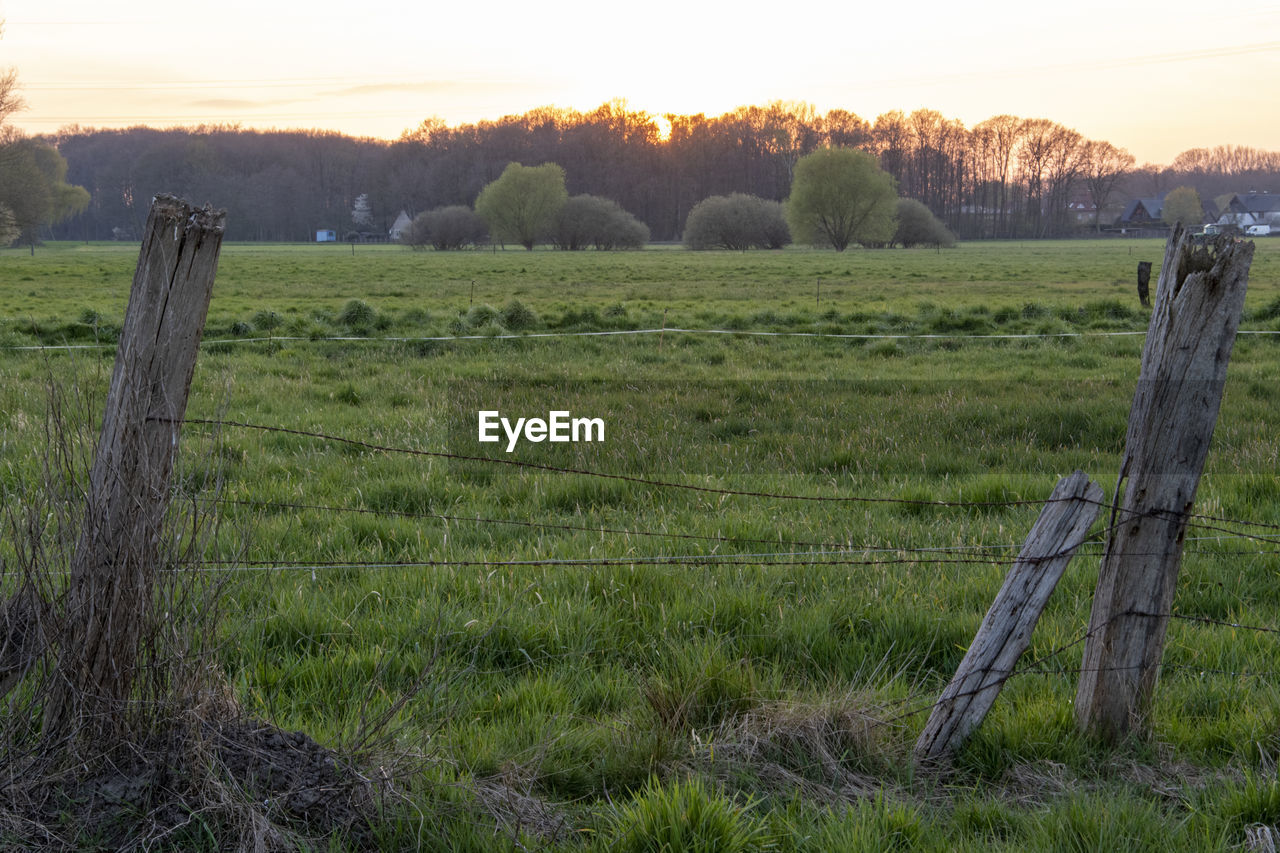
<box><xmin>1162</xmin><ymin>186</ymin><xmax>1203</xmax><ymax>228</ymax></box>
<box><xmin>474</xmin><ymin>162</ymin><xmax>567</xmax><ymax>250</ymax></box>
<box><xmin>786</xmin><ymin>147</ymin><xmax>897</xmax><ymax>251</ymax></box>
<box><xmin>0</xmin><ymin>137</ymin><xmax>90</xmax><ymax>252</ymax></box>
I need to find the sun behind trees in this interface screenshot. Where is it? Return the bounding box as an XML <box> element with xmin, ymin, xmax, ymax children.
<box><xmin>26</xmin><ymin>99</ymin><xmax>1280</xmax><ymax>244</ymax></box>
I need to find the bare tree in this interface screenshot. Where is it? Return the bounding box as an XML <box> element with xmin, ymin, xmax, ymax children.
<box><xmin>972</xmin><ymin>115</ymin><xmax>1023</xmax><ymax>238</ymax></box>
<box><xmin>1042</xmin><ymin>125</ymin><xmax>1086</xmax><ymax>237</ymax></box>
<box><xmin>1083</xmin><ymin>141</ymin><xmax>1135</xmax><ymax>231</ymax></box>
<box><xmin>760</xmin><ymin>100</ymin><xmax>819</xmax><ymax>186</ymax></box>
<box><xmin>871</xmin><ymin>111</ymin><xmax>910</xmax><ymax>186</ymax></box>
<box><xmin>1016</xmin><ymin>118</ymin><xmax>1060</xmax><ymax>237</ymax></box>
<box><xmin>820</xmin><ymin>109</ymin><xmax>871</xmax><ymax>150</ymax></box>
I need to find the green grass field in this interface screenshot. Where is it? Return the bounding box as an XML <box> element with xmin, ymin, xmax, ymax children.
<box><xmin>3</xmin><ymin>239</ymin><xmax>1280</xmax><ymax>850</ymax></box>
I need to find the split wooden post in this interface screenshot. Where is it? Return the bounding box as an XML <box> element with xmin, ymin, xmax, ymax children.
<box><xmin>914</xmin><ymin>471</ymin><xmax>1103</xmax><ymax>764</ymax></box>
<box><xmin>1075</xmin><ymin>226</ymin><xmax>1253</xmax><ymax>741</ymax></box>
<box><xmin>44</xmin><ymin>195</ymin><xmax>225</xmax><ymax>738</ymax></box>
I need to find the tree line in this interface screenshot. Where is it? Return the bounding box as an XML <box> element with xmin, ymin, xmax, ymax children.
<box><xmin>19</xmin><ymin>101</ymin><xmax>1280</xmax><ymax>244</ymax></box>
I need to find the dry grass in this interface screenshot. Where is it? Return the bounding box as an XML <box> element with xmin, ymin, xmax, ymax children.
<box><xmin>701</xmin><ymin>695</ymin><xmax>901</xmax><ymax>802</ymax></box>
<box><xmin>0</xmin><ymin>379</ymin><xmax>386</xmax><ymax>851</ymax></box>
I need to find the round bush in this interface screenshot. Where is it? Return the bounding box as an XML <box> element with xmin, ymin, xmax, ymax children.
<box><xmin>404</xmin><ymin>205</ymin><xmax>488</xmax><ymax>250</ymax></box>
<box><xmin>683</xmin><ymin>194</ymin><xmax>790</xmax><ymax>251</ymax></box>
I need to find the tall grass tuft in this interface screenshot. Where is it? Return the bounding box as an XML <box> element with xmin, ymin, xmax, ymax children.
<box><xmin>602</xmin><ymin>775</ymin><xmax>774</xmax><ymax>853</ymax></box>
<box><xmin>338</xmin><ymin>298</ymin><xmax>378</xmax><ymax>329</ymax></box>
<box><xmin>501</xmin><ymin>299</ymin><xmax>539</xmax><ymax>331</ymax></box>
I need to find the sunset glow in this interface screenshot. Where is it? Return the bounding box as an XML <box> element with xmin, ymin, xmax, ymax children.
<box><xmin>2</xmin><ymin>0</ymin><xmax>1278</xmax><ymax>163</ymax></box>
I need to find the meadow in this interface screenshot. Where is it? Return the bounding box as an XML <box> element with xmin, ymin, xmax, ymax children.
<box><xmin>3</xmin><ymin>238</ymin><xmax>1280</xmax><ymax>850</ymax></box>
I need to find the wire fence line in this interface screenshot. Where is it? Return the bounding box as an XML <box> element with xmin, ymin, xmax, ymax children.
<box><xmin>172</xmin><ymin>416</ymin><xmax>1280</xmax><ymax>539</ymax></box>
<box><xmin>165</xmin><ymin>416</ymin><xmax>1065</xmax><ymax>508</ymax></box>
<box><xmin>872</xmin><ymin>606</ymin><xmax>1280</xmax><ymax>731</ymax></box>
<box><xmin>13</xmin><ymin>407</ymin><xmax>1265</xmax><ymax>734</ymax></box>
<box><xmin>209</xmin><ymin>495</ymin><xmax>1280</xmax><ymax>558</ymax></box>
<box><xmin>180</xmin><ymin>492</ymin><xmax>1269</xmax><ymax>580</ymax></box>
<box><xmin>177</xmin><ymin>414</ymin><xmax>1279</xmax><ymax>732</ymax></box>
<box><xmin>4</xmin><ymin>324</ymin><xmax>1280</xmax><ymax>353</ymax></box>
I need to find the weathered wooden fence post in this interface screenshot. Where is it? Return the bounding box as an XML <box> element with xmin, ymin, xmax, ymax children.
<box><xmin>914</xmin><ymin>471</ymin><xmax>1103</xmax><ymax>764</ymax></box>
<box><xmin>1075</xmin><ymin>226</ymin><xmax>1253</xmax><ymax>742</ymax></box>
<box><xmin>44</xmin><ymin>195</ymin><xmax>224</xmax><ymax>738</ymax></box>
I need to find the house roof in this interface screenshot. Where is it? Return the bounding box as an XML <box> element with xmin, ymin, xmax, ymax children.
<box><xmin>389</xmin><ymin>210</ymin><xmax>413</xmax><ymax>235</ymax></box>
<box><xmin>1231</xmin><ymin>193</ymin><xmax>1280</xmax><ymax>214</ymax></box>
<box><xmin>1120</xmin><ymin>198</ymin><xmax>1162</xmax><ymax>221</ymax></box>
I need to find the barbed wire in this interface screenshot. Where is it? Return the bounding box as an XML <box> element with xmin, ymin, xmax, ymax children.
<box><xmin>168</xmin><ymin>420</ymin><xmax>1280</xmax><ymax>548</ymax></box>
<box><xmin>210</xmin><ymin>495</ymin><xmax>1280</xmax><ymax>562</ymax></box>
<box><xmin>4</xmin><ymin>325</ymin><xmax>1280</xmax><ymax>353</ymax></box>
<box><xmin>166</xmin><ymin>416</ymin><xmax>1064</xmax><ymax>509</ymax></box>
<box><xmin>191</xmin><ymin>554</ymin><xmax>1018</xmax><ymax>573</ymax></box>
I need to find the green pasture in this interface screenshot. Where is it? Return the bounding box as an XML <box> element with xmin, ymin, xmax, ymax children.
<box><xmin>2</xmin><ymin>239</ymin><xmax>1279</xmax><ymax>345</ymax></box>
<box><xmin>3</xmin><ymin>239</ymin><xmax>1280</xmax><ymax>850</ymax></box>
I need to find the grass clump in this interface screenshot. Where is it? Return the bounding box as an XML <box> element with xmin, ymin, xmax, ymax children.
<box><xmin>500</xmin><ymin>299</ymin><xmax>539</xmax><ymax>331</ymax></box>
<box><xmin>602</xmin><ymin>775</ymin><xmax>774</xmax><ymax>853</ymax></box>
<box><xmin>251</xmin><ymin>309</ymin><xmax>283</xmax><ymax>331</ymax></box>
<box><xmin>338</xmin><ymin>298</ymin><xmax>378</xmax><ymax>329</ymax></box>
<box><xmin>465</xmin><ymin>303</ymin><xmax>501</xmax><ymax>328</ymax></box>
<box><xmin>805</xmin><ymin>795</ymin><xmax>928</xmax><ymax>852</ymax></box>
<box><xmin>643</xmin><ymin>643</ymin><xmax>761</xmax><ymax>734</ymax></box>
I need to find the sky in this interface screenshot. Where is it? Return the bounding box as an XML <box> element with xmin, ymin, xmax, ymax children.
<box><xmin>2</xmin><ymin>0</ymin><xmax>1278</xmax><ymax>164</ymax></box>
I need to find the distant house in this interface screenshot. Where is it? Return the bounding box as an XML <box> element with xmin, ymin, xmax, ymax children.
<box><xmin>389</xmin><ymin>210</ymin><xmax>413</xmax><ymax>242</ymax></box>
<box><xmin>1065</xmin><ymin>191</ymin><xmax>1098</xmax><ymax>225</ymax></box>
<box><xmin>1119</xmin><ymin>198</ymin><xmax>1163</xmax><ymax>225</ymax></box>
<box><xmin>1217</xmin><ymin>192</ymin><xmax>1280</xmax><ymax>229</ymax></box>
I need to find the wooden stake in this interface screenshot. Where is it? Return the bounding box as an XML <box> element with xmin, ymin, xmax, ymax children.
<box><xmin>44</xmin><ymin>195</ymin><xmax>225</xmax><ymax>738</ymax></box>
<box><xmin>1075</xmin><ymin>226</ymin><xmax>1253</xmax><ymax>742</ymax></box>
<box><xmin>913</xmin><ymin>471</ymin><xmax>1103</xmax><ymax>764</ymax></box>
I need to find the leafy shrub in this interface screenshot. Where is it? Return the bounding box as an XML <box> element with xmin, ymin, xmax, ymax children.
<box><xmin>893</xmin><ymin>198</ymin><xmax>955</xmax><ymax>248</ymax></box>
<box><xmin>683</xmin><ymin>194</ymin><xmax>791</xmax><ymax>251</ymax></box>
<box><xmin>552</xmin><ymin>194</ymin><xmax>649</xmax><ymax>250</ymax></box>
<box><xmin>404</xmin><ymin>205</ymin><xmax>488</xmax><ymax>250</ymax></box>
